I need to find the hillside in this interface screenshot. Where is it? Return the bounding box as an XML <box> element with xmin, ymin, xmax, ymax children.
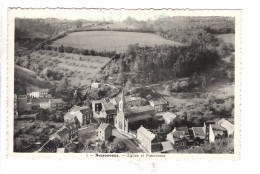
<box><xmin>16</xmin><ymin>50</ymin><xmax>110</xmax><ymax>88</ymax></box>
<box><xmin>14</xmin><ymin>65</ymin><xmax>54</xmax><ymax>95</ymax></box>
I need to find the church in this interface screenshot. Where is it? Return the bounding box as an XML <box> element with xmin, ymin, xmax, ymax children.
<box><xmin>114</xmin><ymin>91</ymin><xmax>156</xmax><ymax>133</ymax></box>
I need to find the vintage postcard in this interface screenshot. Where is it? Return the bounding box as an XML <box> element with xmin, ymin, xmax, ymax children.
<box><xmin>7</xmin><ymin>9</ymin><xmax>241</xmax><ymax>159</ymax></box>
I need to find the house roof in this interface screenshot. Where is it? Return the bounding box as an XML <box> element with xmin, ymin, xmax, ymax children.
<box><xmin>149</xmin><ymin>99</ymin><xmax>167</xmax><ymax>105</ymax></box>
<box><xmin>176</xmin><ymin>127</ymin><xmax>189</xmax><ymax>135</ymax></box>
<box><xmin>161</xmin><ymin>141</ymin><xmax>175</xmax><ymax>152</ymax></box>
<box><xmin>65</xmin><ymin>142</ymin><xmax>76</xmax><ymax>151</ymax></box>
<box><xmin>137</xmin><ymin>126</ymin><xmax>156</xmax><ymax>141</ymax></box>
<box><xmin>192</xmin><ymin>127</ymin><xmax>205</xmax><ymax>138</ymax></box>
<box><xmin>162</xmin><ymin>112</ymin><xmax>177</xmax><ymax>120</ymax></box>
<box><xmin>216</xmin><ymin>118</ymin><xmax>234</xmax><ymax>131</ymax></box>
<box><xmin>216</xmin><ymin>118</ymin><xmax>234</xmax><ymax>125</ymax></box>
<box><xmin>64</xmin><ymin>122</ymin><xmax>78</xmax><ymax>131</ymax></box>
<box><xmin>98</xmin><ymin>123</ymin><xmax>111</xmax><ymax>130</ymax></box>
<box><xmin>172</xmin><ymin>131</ymin><xmax>186</xmax><ymax>138</ymax></box>
<box><xmin>125</xmin><ymin>96</ymin><xmax>142</xmax><ymax>102</ymax></box>
<box><xmin>102</xmin><ymin>101</ymin><xmax>116</xmax><ymax>111</ymax></box>
<box><xmin>39</xmin><ymin>89</ymin><xmax>49</xmax><ymax>93</ymax></box>
<box><xmin>69</xmin><ymin>105</ymin><xmax>92</xmax><ymax>114</ymax></box>
<box><xmin>50</xmin><ymin>98</ymin><xmax>64</xmax><ymax>104</ymax></box>
<box><xmin>56</xmin><ymin>127</ymin><xmax>70</xmax><ymax>138</ymax></box>
<box><xmin>57</xmin><ymin>148</ymin><xmax>65</xmax><ymax>153</ymax></box>
<box><xmin>127</xmin><ymin>105</ymin><xmax>155</xmax><ymax>115</ymax></box>
<box><xmin>211</xmin><ymin>124</ymin><xmax>227</xmax><ymax>131</ymax></box>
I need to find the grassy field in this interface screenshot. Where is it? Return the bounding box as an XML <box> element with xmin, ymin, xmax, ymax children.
<box><xmin>27</xmin><ymin>50</ymin><xmax>110</xmax><ymax>87</ymax></box>
<box><xmin>51</xmin><ymin>31</ymin><xmax>182</xmax><ymax>53</ymax></box>
<box><xmin>215</xmin><ymin>34</ymin><xmax>235</xmax><ymax>46</ymax></box>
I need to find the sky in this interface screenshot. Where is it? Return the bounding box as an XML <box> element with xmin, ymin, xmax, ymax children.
<box><xmin>10</xmin><ymin>9</ymin><xmax>236</xmax><ymax>22</ymax></box>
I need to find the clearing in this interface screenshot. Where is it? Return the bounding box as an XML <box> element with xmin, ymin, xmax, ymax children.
<box><xmin>51</xmin><ymin>31</ymin><xmax>182</xmax><ymax>53</ymax></box>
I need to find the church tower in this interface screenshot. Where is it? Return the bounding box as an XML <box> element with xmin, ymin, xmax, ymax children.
<box><xmin>119</xmin><ymin>90</ymin><xmax>126</xmax><ymax>112</ymax></box>
<box><xmin>116</xmin><ymin>90</ymin><xmax>127</xmax><ymax>131</ymax></box>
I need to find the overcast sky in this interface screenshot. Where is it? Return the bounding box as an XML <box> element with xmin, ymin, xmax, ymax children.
<box><xmin>11</xmin><ymin>9</ymin><xmax>233</xmax><ymax>21</ymax></box>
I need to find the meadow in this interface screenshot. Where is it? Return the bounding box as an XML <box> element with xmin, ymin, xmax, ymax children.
<box><xmin>51</xmin><ymin>31</ymin><xmax>182</xmax><ymax>53</ymax></box>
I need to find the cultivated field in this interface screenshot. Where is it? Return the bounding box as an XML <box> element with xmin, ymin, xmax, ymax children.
<box><xmin>28</xmin><ymin>50</ymin><xmax>110</xmax><ymax>87</ymax></box>
<box><xmin>51</xmin><ymin>31</ymin><xmax>182</xmax><ymax>53</ymax></box>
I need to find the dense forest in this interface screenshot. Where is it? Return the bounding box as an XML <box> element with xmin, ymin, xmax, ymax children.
<box><xmin>123</xmin><ymin>16</ymin><xmax>235</xmax><ymax>44</ymax></box>
<box><xmin>100</xmin><ymin>42</ymin><xmax>234</xmax><ymax>85</ymax></box>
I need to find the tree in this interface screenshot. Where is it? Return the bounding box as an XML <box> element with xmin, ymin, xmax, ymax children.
<box><xmin>56</xmin><ymin>77</ymin><xmax>69</xmax><ymax>92</ymax></box>
<box><xmin>109</xmin><ymin>138</ymin><xmax>128</xmax><ymax>153</ymax></box>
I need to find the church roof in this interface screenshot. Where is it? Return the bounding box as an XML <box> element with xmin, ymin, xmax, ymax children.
<box><xmin>127</xmin><ymin>105</ymin><xmax>155</xmax><ymax>115</ymax></box>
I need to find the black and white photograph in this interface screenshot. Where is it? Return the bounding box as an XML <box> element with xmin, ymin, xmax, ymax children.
<box><xmin>9</xmin><ymin>9</ymin><xmax>240</xmax><ymax>156</ymax></box>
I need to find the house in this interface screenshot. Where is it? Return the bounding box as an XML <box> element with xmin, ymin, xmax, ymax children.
<box><xmin>161</xmin><ymin>141</ymin><xmax>175</xmax><ymax>153</ymax></box>
<box><xmin>26</xmin><ymin>87</ymin><xmax>49</xmax><ymax>98</ymax></box>
<box><xmin>149</xmin><ymin>99</ymin><xmax>168</xmax><ymax>112</ymax></box>
<box><xmin>137</xmin><ymin>126</ymin><xmax>161</xmax><ymax>153</ymax></box>
<box><xmin>65</xmin><ymin>142</ymin><xmax>77</xmax><ymax>152</ymax></box>
<box><xmin>91</xmin><ymin>82</ymin><xmax>101</xmax><ymax>89</ymax></box>
<box><xmin>216</xmin><ymin>118</ymin><xmax>234</xmax><ymax>136</ymax></box>
<box><xmin>49</xmin><ymin>98</ymin><xmax>66</xmax><ymax>110</ymax></box>
<box><xmin>38</xmin><ymin>136</ymin><xmax>61</xmax><ymax>153</ymax></box>
<box><xmin>191</xmin><ymin>127</ymin><xmax>206</xmax><ymax>145</ymax></box>
<box><xmin>64</xmin><ymin>122</ymin><xmax>80</xmax><ymax>141</ymax></box>
<box><xmin>51</xmin><ymin>126</ymin><xmax>70</xmax><ymax>146</ymax></box>
<box><xmin>39</xmin><ymin>98</ymin><xmax>50</xmax><ymax>109</ymax></box>
<box><xmin>209</xmin><ymin>124</ymin><xmax>228</xmax><ymax>143</ymax></box>
<box><xmin>125</xmin><ymin>96</ymin><xmax>145</xmax><ymax>108</ymax></box>
<box><xmin>64</xmin><ymin>106</ymin><xmax>93</xmax><ymax>126</ymax></box>
<box><xmin>92</xmin><ymin>100</ymin><xmax>117</xmax><ymax>123</ymax></box>
<box><xmin>167</xmin><ymin>127</ymin><xmax>190</xmax><ymax>148</ymax></box>
<box><xmin>56</xmin><ymin>148</ymin><xmax>65</xmax><ymax>153</ymax></box>
<box><xmin>51</xmin><ymin>121</ymin><xmax>79</xmax><ymax>146</ymax></box>
<box><xmin>102</xmin><ymin>101</ymin><xmax>117</xmax><ymax>123</ymax></box>
<box><xmin>39</xmin><ymin>89</ymin><xmax>49</xmax><ymax>98</ymax></box>
<box><xmin>161</xmin><ymin>112</ymin><xmax>177</xmax><ymax>124</ymax></box>
<box><xmin>98</xmin><ymin>123</ymin><xmax>113</xmax><ymax>141</ymax></box>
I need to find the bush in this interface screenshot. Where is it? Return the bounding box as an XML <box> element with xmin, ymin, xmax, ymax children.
<box><xmin>109</xmin><ymin>138</ymin><xmax>128</xmax><ymax>153</ymax></box>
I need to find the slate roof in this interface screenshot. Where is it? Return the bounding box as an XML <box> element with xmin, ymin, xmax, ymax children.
<box><xmin>211</xmin><ymin>124</ymin><xmax>227</xmax><ymax>131</ymax></box>
<box><xmin>56</xmin><ymin>127</ymin><xmax>70</xmax><ymax>138</ymax></box>
<box><xmin>64</xmin><ymin>122</ymin><xmax>78</xmax><ymax>131</ymax></box>
<box><xmin>137</xmin><ymin>126</ymin><xmax>156</xmax><ymax>141</ymax></box>
<box><xmin>176</xmin><ymin>127</ymin><xmax>189</xmax><ymax>135</ymax></box>
<box><xmin>161</xmin><ymin>141</ymin><xmax>175</xmax><ymax>152</ymax></box>
<box><xmin>162</xmin><ymin>112</ymin><xmax>177</xmax><ymax>121</ymax></box>
<box><xmin>65</xmin><ymin>142</ymin><xmax>76</xmax><ymax>152</ymax></box>
<box><xmin>127</xmin><ymin>105</ymin><xmax>155</xmax><ymax>115</ymax></box>
<box><xmin>50</xmin><ymin>98</ymin><xmax>64</xmax><ymax>104</ymax></box>
<box><xmin>98</xmin><ymin>123</ymin><xmax>111</xmax><ymax>130</ymax></box>
<box><xmin>102</xmin><ymin>101</ymin><xmax>116</xmax><ymax>111</ymax></box>
<box><xmin>192</xmin><ymin>127</ymin><xmax>205</xmax><ymax>138</ymax></box>
<box><xmin>150</xmin><ymin>99</ymin><xmax>167</xmax><ymax>105</ymax></box>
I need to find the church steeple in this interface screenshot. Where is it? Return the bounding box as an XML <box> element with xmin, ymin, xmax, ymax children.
<box><xmin>119</xmin><ymin>89</ymin><xmax>126</xmax><ymax>112</ymax></box>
